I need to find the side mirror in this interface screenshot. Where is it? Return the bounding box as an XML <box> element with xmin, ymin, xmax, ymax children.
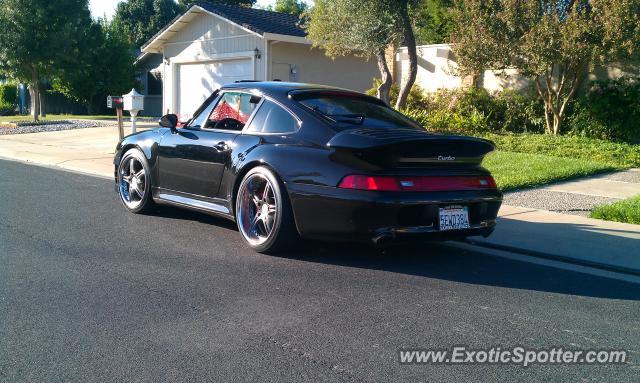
<box><xmin>159</xmin><ymin>114</ymin><xmax>178</xmax><ymax>132</ymax></box>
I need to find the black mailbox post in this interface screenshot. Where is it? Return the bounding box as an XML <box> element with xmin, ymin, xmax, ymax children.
<box><xmin>107</xmin><ymin>96</ymin><xmax>125</xmax><ymax>140</ymax></box>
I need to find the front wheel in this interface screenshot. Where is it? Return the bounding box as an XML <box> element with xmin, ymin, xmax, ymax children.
<box><xmin>235</xmin><ymin>166</ymin><xmax>297</xmax><ymax>253</ymax></box>
<box><xmin>117</xmin><ymin>148</ymin><xmax>155</xmax><ymax>213</ymax></box>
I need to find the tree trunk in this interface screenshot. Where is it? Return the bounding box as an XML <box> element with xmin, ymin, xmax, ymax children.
<box><xmin>39</xmin><ymin>91</ymin><xmax>46</xmax><ymax>118</ymax></box>
<box><xmin>395</xmin><ymin>4</ymin><xmax>417</xmax><ymax>110</ymax></box>
<box><xmin>375</xmin><ymin>47</ymin><xmax>393</xmax><ymax>105</ymax></box>
<box><xmin>29</xmin><ymin>68</ymin><xmax>40</xmax><ymax>121</ymax></box>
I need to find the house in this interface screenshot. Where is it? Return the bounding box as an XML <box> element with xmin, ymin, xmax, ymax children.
<box><xmin>138</xmin><ymin>2</ymin><xmax>379</xmax><ymax>119</ymax></box>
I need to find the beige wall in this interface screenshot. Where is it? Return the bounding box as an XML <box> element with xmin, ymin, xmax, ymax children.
<box><xmin>395</xmin><ymin>44</ymin><xmax>531</xmax><ymax>93</ymax></box>
<box><xmin>396</xmin><ymin>43</ymin><xmax>639</xmax><ymax>94</ymax></box>
<box><xmin>269</xmin><ymin>42</ymin><xmax>379</xmax><ymax>92</ymax></box>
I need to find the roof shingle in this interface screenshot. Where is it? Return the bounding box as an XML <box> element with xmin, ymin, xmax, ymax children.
<box><xmin>195</xmin><ymin>2</ymin><xmax>306</xmax><ymax>37</ymax></box>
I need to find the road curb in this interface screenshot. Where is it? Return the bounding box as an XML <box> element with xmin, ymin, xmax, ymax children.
<box><xmin>464</xmin><ymin>238</ymin><xmax>640</xmax><ymax>277</ymax></box>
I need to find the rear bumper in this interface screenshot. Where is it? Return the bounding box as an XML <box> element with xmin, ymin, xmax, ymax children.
<box><xmin>287</xmin><ymin>182</ymin><xmax>502</xmax><ymax>244</ymax></box>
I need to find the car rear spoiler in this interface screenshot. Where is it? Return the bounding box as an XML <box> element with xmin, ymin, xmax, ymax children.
<box><xmin>326</xmin><ymin>128</ymin><xmax>496</xmax><ymax>166</ymax></box>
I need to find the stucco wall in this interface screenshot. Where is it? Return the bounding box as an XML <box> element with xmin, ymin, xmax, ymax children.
<box><xmin>269</xmin><ymin>42</ymin><xmax>379</xmax><ymax>92</ymax></box>
<box><xmin>395</xmin><ymin>44</ymin><xmax>530</xmax><ymax>93</ymax></box>
<box><xmin>396</xmin><ymin>43</ymin><xmax>638</xmax><ymax>94</ymax></box>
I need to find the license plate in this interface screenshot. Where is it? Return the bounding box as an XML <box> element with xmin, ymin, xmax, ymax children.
<box><xmin>438</xmin><ymin>206</ymin><xmax>470</xmax><ymax>231</ymax></box>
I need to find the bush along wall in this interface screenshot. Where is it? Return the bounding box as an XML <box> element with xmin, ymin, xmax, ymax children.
<box><xmin>567</xmin><ymin>78</ymin><xmax>640</xmax><ymax>143</ymax></box>
<box><xmin>0</xmin><ymin>83</ymin><xmax>18</xmax><ymax>116</ymax></box>
<box><xmin>370</xmin><ymin>77</ymin><xmax>639</xmax><ymax>142</ymax></box>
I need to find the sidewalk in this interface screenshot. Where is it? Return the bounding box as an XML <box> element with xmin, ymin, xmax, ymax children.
<box><xmin>503</xmin><ymin>170</ymin><xmax>640</xmax><ymax>216</ymax></box>
<box><xmin>0</xmin><ymin>122</ymin><xmax>153</xmax><ymax>178</ymax></box>
<box><xmin>469</xmin><ymin>205</ymin><xmax>640</xmax><ymax>275</ymax></box>
<box><xmin>1</xmin><ymin>126</ymin><xmax>639</xmax><ymax>274</ymax></box>
<box><xmin>475</xmin><ymin>171</ymin><xmax>640</xmax><ymax>274</ymax></box>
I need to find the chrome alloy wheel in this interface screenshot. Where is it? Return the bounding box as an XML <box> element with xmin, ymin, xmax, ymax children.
<box><xmin>118</xmin><ymin>154</ymin><xmax>148</xmax><ymax>210</ymax></box>
<box><xmin>237</xmin><ymin>173</ymin><xmax>278</xmax><ymax>246</ymax></box>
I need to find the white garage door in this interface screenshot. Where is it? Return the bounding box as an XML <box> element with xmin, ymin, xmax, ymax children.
<box><xmin>177</xmin><ymin>58</ymin><xmax>253</xmax><ymax>118</ymax></box>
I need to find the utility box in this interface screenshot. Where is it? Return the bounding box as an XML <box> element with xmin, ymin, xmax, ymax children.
<box><xmin>107</xmin><ymin>96</ymin><xmax>124</xmax><ymax>109</ymax></box>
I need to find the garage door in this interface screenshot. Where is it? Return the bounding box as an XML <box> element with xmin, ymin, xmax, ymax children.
<box><xmin>177</xmin><ymin>58</ymin><xmax>253</xmax><ymax>119</ymax></box>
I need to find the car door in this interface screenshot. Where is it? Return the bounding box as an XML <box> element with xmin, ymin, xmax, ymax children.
<box><xmin>157</xmin><ymin>91</ymin><xmax>260</xmax><ymax>199</ymax></box>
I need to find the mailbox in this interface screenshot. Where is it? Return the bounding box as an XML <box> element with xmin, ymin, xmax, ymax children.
<box><xmin>107</xmin><ymin>96</ymin><xmax>123</xmax><ymax>109</ymax></box>
<box><xmin>123</xmin><ymin>88</ymin><xmax>144</xmax><ymax>113</ymax></box>
<box><xmin>123</xmin><ymin>89</ymin><xmax>144</xmax><ymax>134</ymax></box>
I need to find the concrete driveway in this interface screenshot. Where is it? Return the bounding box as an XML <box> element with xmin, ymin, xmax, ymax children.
<box><xmin>0</xmin><ymin>124</ymin><xmax>152</xmax><ymax>178</ymax></box>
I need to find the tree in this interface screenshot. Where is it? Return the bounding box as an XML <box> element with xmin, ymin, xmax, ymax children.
<box><xmin>305</xmin><ymin>0</ymin><xmax>403</xmax><ymax>105</ymax></box>
<box><xmin>265</xmin><ymin>0</ymin><xmax>307</xmax><ymax>15</ymax></box>
<box><xmin>305</xmin><ymin>0</ymin><xmax>421</xmax><ymax>109</ymax></box>
<box><xmin>413</xmin><ymin>0</ymin><xmax>455</xmax><ymax>44</ymax></box>
<box><xmin>393</xmin><ymin>0</ymin><xmax>420</xmax><ymax>110</ymax></box>
<box><xmin>0</xmin><ymin>0</ymin><xmax>92</xmax><ymax>120</ymax></box>
<box><xmin>177</xmin><ymin>0</ymin><xmax>256</xmax><ymax>9</ymax></box>
<box><xmin>53</xmin><ymin>19</ymin><xmax>137</xmax><ymax>114</ymax></box>
<box><xmin>112</xmin><ymin>0</ymin><xmax>183</xmax><ymax>48</ymax></box>
<box><xmin>451</xmin><ymin>0</ymin><xmax>640</xmax><ymax>135</ymax></box>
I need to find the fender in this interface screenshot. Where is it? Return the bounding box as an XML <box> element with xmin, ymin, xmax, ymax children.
<box><xmin>113</xmin><ymin>128</ymin><xmax>169</xmax><ymax>185</ymax></box>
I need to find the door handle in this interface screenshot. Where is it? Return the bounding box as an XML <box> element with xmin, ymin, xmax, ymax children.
<box><xmin>213</xmin><ymin>141</ymin><xmax>230</xmax><ymax>151</ymax></box>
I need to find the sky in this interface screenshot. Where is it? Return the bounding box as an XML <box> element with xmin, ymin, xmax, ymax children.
<box><xmin>90</xmin><ymin>0</ymin><xmax>289</xmax><ymax>20</ymax></box>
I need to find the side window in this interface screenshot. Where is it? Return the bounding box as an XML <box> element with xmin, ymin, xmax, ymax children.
<box><xmin>246</xmin><ymin>100</ymin><xmax>299</xmax><ymax>134</ymax></box>
<box><xmin>204</xmin><ymin>92</ymin><xmax>261</xmax><ymax>130</ymax></box>
<box><xmin>187</xmin><ymin>97</ymin><xmax>217</xmax><ymax>129</ymax></box>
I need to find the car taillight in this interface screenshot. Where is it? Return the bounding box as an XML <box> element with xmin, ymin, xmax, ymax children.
<box><xmin>338</xmin><ymin>175</ymin><xmax>401</xmax><ymax>191</ymax></box>
<box><xmin>338</xmin><ymin>175</ymin><xmax>497</xmax><ymax>191</ymax></box>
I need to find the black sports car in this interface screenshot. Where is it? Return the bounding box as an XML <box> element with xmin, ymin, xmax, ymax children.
<box><xmin>114</xmin><ymin>82</ymin><xmax>502</xmax><ymax>253</ymax></box>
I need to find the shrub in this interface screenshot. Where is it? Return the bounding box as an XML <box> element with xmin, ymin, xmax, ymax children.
<box><xmin>0</xmin><ymin>83</ymin><xmax>17</xmax><ymax>104</ymax></box>
<box><xmin>0</xmin><ymin>83</ymin><xmax>17</xmax><ymax>116</ymax></box>
<box><xmin>403</xmin><ymin>108</ymin><xmax>490</xmax><ymax>134</ymax></box>
<box><xmin>567</xmin><ymin>78</ymin><xmax>640</xmax><ymax>142</ymax></box>
<box><xmin>366</xmin><ymin>79</ymin><xmax>430</xmax><ymax>111</ymax></box>
<box><xmin>591</xmin><ymin>196</ymin><xmax>640</xmax><ymax>224</ymax></box>
<box><xmin>367</xmin><ymin>80</ymin><xmax>544</xmax><ymax>135</ymax></box>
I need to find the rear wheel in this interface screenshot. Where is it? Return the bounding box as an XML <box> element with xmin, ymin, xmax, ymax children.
<box><xmin>117</xmin><ymin>148</ymin><xmax>155</xmax><ymax>213</ymax></box>
<box><xmin>236</xmin><ymin>166</ymin><xmax>297</xmax><ymax>253</ymax></box>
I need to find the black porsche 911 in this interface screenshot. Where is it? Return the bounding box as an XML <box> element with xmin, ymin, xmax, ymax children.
<box><xmin>114</xmin><ymin>82</ymin><xmax>502</xmax><ymax>253</ymax></box>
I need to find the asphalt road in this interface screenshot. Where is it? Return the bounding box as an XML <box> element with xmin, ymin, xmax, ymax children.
<box><xmin>1</xmin><ymin>159</ymin><xmax>639</xmax><ymax>382</ymax></box>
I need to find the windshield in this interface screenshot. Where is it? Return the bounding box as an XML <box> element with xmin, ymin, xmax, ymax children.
<box><xmin>295</xmin><ymin>92</ymin><xmax>422</xmax><ymax>130</ymax></box>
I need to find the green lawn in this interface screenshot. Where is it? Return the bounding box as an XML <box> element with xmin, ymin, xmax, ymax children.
<box><xmin>483</xmin><ymin>151</ymin><xmax>617</xmax><ymax>191</ymax></box>
<box><xmin>474</xmin><ymin>133</ymin><xmax>640</xmax><ymax>191</ymax></box>
<box><xmin>0</xmin><ymin>114</ymin><xmax>117</xmax><ymax>122</ymax></box>
<box><xmin>590</xmin><ymin>195</ymin><xmax>640</xmax><ymax>224</ymax></box>
<box><xmin>480</xmin><ymin>133</ymin><xmax>640</xmax><ymax>168</ymax></box>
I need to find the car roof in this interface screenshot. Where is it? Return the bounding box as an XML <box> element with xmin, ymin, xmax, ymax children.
<box><xmin>220</xmin><ymin>81</ymin><xmax>362</xmax><ymax>98</ymax></box>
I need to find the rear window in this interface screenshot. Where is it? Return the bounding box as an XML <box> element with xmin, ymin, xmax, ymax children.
<box><xmin>294</xmin><ymin>92</ymin><xmax>422</xmax><ymax>130</ymax></box>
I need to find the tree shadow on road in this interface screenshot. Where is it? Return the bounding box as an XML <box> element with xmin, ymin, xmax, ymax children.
<box><xmin>279</xmin><ymin>240</ymin><xmax>640</xmax><ymax>301</ymax></box>
<box><xmin>146</xmin><ymin>205</ymin><xmax>640</xmax><ymax>301</ymax></box>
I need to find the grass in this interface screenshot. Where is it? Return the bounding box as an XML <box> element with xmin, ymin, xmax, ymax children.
<box><xmin>0</xmin><ymin>114</ymin><xmax>117</xmax><ymax>122</ymax></box>
<box><xmin>483</xmin><ymin>151</ymin><xmax>617</xmax><ymax>191</ymax></box>
<box><xmin>479</xmin><ymin>133</ymin><xmax>640</xmax><ymax>168</ymax></box>
<box><xmin>474</xmin><ymin>132</ymin><xmax>640</xmax><ymax>191</ymax></box>
<box><xmin>590</xmin><ymin>195</ymin><xmax>640</xmax><ymax>224</ymax></box>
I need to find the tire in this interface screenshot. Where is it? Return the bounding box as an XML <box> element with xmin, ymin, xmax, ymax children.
<box><xmin>235</xmin><ymin>166</ymin><xmax>298</xmax><ymax>253</ymax></box>
<box><xmin>116</xmin><ymin>148</ymin><xmax>155</xmax><ymax>214</ymax></box>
